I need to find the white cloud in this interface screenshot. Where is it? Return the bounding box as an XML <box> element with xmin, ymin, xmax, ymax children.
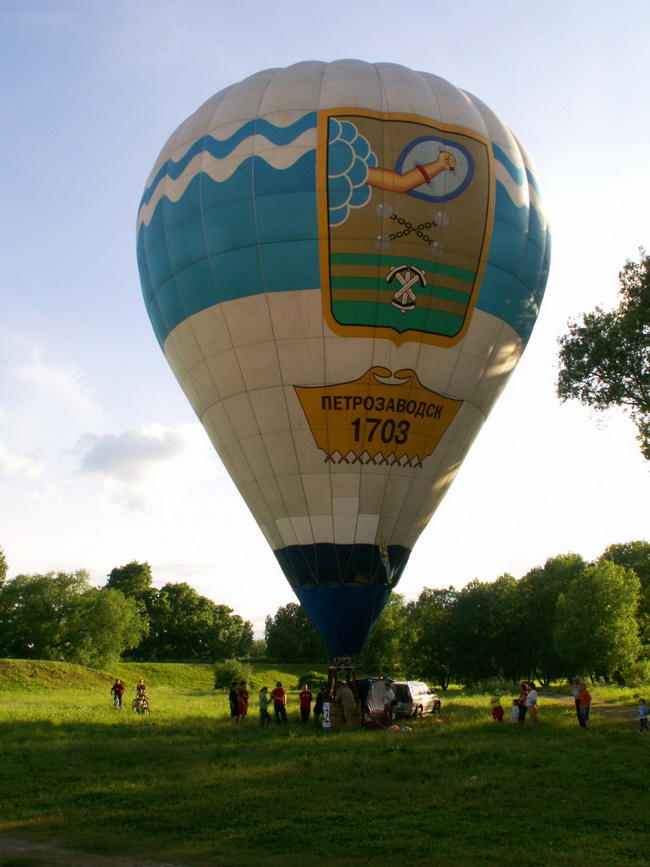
<box><xmin>15</xmin><ymin>349</ymin><xmax>100</xmax><ymax>427</ymax></box>
<box><xmin>0</xmin><ymin>440</ymin><xmax>43</xmax><ymax>479</ymax></box>
<box><xmin>76</xmin><ymin>423</ymin><xmax>186</xmax><ymax>481</ymax></box>
<box><xmin>73</xmin><ymin>422</ymin><xmax>221</xmax><ymax>513</ymax></box>
<box><xmin>31</xmin><ymin>483</ymin><xmax>57</xmax><ymax>502</ymax></box>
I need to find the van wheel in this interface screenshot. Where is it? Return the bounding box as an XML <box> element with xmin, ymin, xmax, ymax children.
<box><xmin>416</xmin><ymin>705</ymin><xmax>424</xmax><ymax>719</ymax></box>
<box><xmin>434</xmin><ymin>699</ymin><xmax>441</xmax><ymax>713</ymax></box>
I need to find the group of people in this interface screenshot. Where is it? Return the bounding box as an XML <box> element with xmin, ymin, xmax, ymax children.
<box><xmin>110</xmin><ymin>678</ymin><xmax>147</xmax><ymax>709</ymax></box>
<box><xmin>490</xmin><ymin>677</ymin><xmax>649</xmax><ymax>732</ymax></box>
<box><xmin>259</xmin><ymin>682</ymin><xmax>329</xmax><ymax>727</ymax></box>
<box><xmin>230</xmin><ymin>681</ymin><xmax>331</xmax><ymax>727</ymax></box>
<box><xmin>490</xmin><ymin>681</ymin><xmax>539</xmax><ymax>729</ymax></box>
<box><xmin>228</xmin><ymin>680</ymin><xmax>250</xmax><ymax>724</ymax></box>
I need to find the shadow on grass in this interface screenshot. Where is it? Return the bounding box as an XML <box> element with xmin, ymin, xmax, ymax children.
<box><xmin>0</xmin><ymin>703</ymin><xmax>647</xmax><ymax>866</ymax></box>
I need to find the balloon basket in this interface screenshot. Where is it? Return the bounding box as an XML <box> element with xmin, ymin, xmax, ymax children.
<box><xmin>321</xmin><ymin>701</ymin><xmax>362</xmax><ymax>731</ymax></box>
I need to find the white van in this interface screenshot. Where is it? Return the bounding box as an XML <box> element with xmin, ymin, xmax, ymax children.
<box><xmin>392</xmin><ymin>681</ymin><xmax>441</xmax><ymax>719</ymax></box>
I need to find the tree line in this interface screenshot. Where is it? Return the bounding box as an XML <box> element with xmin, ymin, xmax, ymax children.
<box><xmin>2</xmin><ymin>541</ymin><xmax>649</xmax><ymax>685</ymax></box>
<box><xmin>0</xmin><ymin>553</ymin><xmax>253</xmax><ymax>668</ymax></box>
<box><xmin>264</xmin><ymin>541</ymin><xmax>650</xmax><ymax>687</ymax></box>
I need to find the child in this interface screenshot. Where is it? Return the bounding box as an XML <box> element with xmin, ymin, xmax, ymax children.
<box><xmin>509</xmin><ymin>699</ymin><xmax>519</xmax><ymax>725</ymax></box>
<box><xmin>490</xmin><ymin>690</ymin><xmax>504</xmax><ymax>722</ymax></box>
<box><xmin>258</xmin><ymin>686</ymin><xmax>272</xmax><ymax>728</ymax></box>
<box><xmin>638</xmin><ymin>698</ymin><xmax>649</xmax><ymax>733</ymax></box>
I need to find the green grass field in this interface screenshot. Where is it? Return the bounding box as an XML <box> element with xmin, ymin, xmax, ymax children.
<box><xmin>0</xmin><ymin>661</ymin><xmax>647</xmax><ymax>866</ymax></box>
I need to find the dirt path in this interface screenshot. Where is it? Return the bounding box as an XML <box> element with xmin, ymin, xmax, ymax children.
<box><xmin>539</xmin><ymin>692</ymin><xmax>638</xmax><ymax>720</ymax></box>
<box><xmin>0</xmin><ymin>836</ymin><xmax>191</xmax><ymax>867</ymax></box>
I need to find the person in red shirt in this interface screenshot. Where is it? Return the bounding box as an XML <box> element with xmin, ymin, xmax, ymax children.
<box><xmin>237</xmin><ymin>681</ymin><xmax>249</xmax><ymax>721</ymax></box>
<box><xmin>299</xmin><ymin>685</ymin><xmax>313</xmax><ymax>724</ymax></box>
<box><xmin>271</xmin><ymin>681</ymin><xmax>287</xmax><ymax>724</ymax></box>
<box><xmin>111</xmin><ymin>679</ymin><xmax>125</xmax><ymax>709</ymax></box>
<box><xmin>579</xmin><ymin>684</ymin><xmax>591</xmax><ymax>729</ymax></box>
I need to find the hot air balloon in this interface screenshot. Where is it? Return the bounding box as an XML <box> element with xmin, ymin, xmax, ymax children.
<box><xmin>136</xmin><ymin>60</ymin><xmax>550</xmax><ymax>658</ymax></box>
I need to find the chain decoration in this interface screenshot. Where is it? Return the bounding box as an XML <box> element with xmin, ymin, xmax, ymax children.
<box><xmin>389</xmin><ymin>212</ymin><xmax>438</xmax><ymax>245</ymax></box>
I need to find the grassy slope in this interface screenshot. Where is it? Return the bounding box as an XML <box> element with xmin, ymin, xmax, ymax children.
<box><xmin>0</xmin><ymin>659</ymin><xmax>329</xmax><ymax>693</ymax></box>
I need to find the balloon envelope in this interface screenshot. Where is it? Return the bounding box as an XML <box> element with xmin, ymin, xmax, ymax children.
<box><xmin>136</xmin><ymin>60</ymin><xmax>550</xmax><ymax>656</ymax></box>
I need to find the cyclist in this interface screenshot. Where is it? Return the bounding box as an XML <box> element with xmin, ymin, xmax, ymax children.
<box><xmin>111</xmin><ymin>679</ymin><xmax>125</xmax><ymax>709</ymax></box>
<box><xmin>133</xmin><ymin>679</ymin><xmax>149</xmax><ymax>713</ymax></box>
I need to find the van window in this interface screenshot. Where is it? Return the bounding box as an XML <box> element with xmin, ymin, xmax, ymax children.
<box><xmin>394</xmin><ymin>684</ymin><xmax>409</xmax><ymax>702</ymax></box>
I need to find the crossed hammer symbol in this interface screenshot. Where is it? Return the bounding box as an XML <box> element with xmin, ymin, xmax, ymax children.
<box><xmin>386</xmin><ymin>264</ymin><xmax>427</xmax><ymax>312</ymax></box>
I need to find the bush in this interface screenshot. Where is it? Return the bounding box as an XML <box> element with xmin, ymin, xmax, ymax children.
<box><xmin>294</xmin><ymin>670</ymin><xmax>328</xmax><ymax>690</ymax></box>
<box><xmin>213</xmin><ymin>659</ymin><xmax>254</xmax><ymax>691</ymax></box>
<box><xmin>616</xmin><ymin>658</ymin><xmax>650</xmax><ymax>686</ymax></box>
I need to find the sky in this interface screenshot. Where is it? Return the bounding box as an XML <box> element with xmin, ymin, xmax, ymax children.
<box><xmin>1</xmin><ymin>1</ymin><xmax>649</xmax><ymax>637</ymax></box>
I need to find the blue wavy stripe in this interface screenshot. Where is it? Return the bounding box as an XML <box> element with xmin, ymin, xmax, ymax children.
<box><xmin>137</xmin><ymin>152</ymin><xmax>319</xmax><ymax>347</ymax></box>
<box><xmin>526</xmin><ymin>166</ymin><xmax>542</xmax><ymax>198</ymax></box>
<box><xmin>492</xmin><ymin>143</ymin><xmax>526</xmax><ymax>185</ymax></box>
<box><xmin>478</xmin><ymin>180</ymin><xmax>550</xmax><ymax>345</ymax></box>
<box><xmin>493</xmin><ymin>143</ymin><xmax>542</xmax><ymax>198</ymax></box>
<box><xmin>141</xmin><ymin>112</ymin><xmax>318</xmax><ymax>207</ymax></box>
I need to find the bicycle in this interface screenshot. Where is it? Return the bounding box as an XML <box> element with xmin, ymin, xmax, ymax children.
<box><xmin>132</xmin><ymin>694</ymin><xmax>150</xmax><ymax>715</ymax></box>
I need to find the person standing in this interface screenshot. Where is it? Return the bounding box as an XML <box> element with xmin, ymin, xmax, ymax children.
<box><xmin>383</xmin><ymin>681</ymin><xmax>395</xmax><ymax>725</ymax></box>
<box><xmin>258</xmin><ymin>686</ymin><xmax>272</xmax><ymax>728</ymax></box>
<box><xmin>579</xmin><ymin>683</ymin><xmax>591</xmax><ymax>729</ymax></box>
<box><xmin>271</xmin><ymin>681</ymin><xmax>287</xmax><ymax>724</ymax></box>
<box><xmin>490</xmin><ymin>690</ymin><xmax>505</xmax><ymax>722</ymax></box>
<box><xmin>313</xmin><ymin>685</ymin><xmax>327</xmax><ymax>726</ymax></box>
<box><xmin>299</xmin><ymin>685</ymin><xmax>313</xmax><ymax>724</ymax></box>
<box><xmin>516</xmin><ymin>683</ymin><xmax>528</xmax><ymax>725</ymax></box>
<box><xmin>336</xmin><ymin>681</ymin><xmax>356</xmax><ymax>729</ymax></box>
<box><xmin>237</xmin><ymin>681</ymin><xmax>249</xmax><ymax>722</ymax></box>
<box><xmin>638</xmin><ymin>698</ymin><xmax>649</xmax><ymax>732</ymax></box>
<box><xmin>526</xmin><ymin>682</ymin><xmax>539</xmax><ymax>730</ymax></box>
<box><xmin>229</xmin><ymin>682</ymin><xmax>240</xmax><ymax>725</ymax></box>
<box><xmin>572</xmin><ymin>678</ymin><xmax>586</xmax><ymax>728</ymax></box>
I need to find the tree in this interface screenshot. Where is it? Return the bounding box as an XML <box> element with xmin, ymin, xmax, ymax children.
<box><xmin>0</xmin><ymin>571</ymin><xmax>91</xmax><ymax>659</ymax></box>
<box><xmin>359</xmin><ymin>593</ymin><xmax>407</xmax><ymax>674</ymax></box>
<box><xmin>0</xmin><ymin>571</ymin><xmax>147</xmax><ymax>666</ymax></box>
<box><xmin>449</xmin><ymin>577</ymin><xmax>528</xmax><ymax>685</ymax></box>
<box><xmin>264</xmin><ymin>603</ymin><xmax>329</xmax><ymax>663</ymax></box>
<box><xmin>553</xmin><ymin>560</ymin><xmax>641</xmax><ymax>678</ymax></box>
<box><xmin>599</xmin><ymin>540</ymin><xmax>650</xmax><ymax>649</ymax></box>
<box><xmin>64</xmin><ymin>587</ymin><xmax>148</xmax><ymax>668</ymax></box>
<box><xmin>403</xmin><ymin>587</ymin><xmax>458</xmax><ymax>689</ymax></box>
<box><xmin>106</xmin><ymin>561</ymin><xmax>154</xmax><ymax>609</ymax></box>
<box><xmin>248</xmin><ymin>639</ymin><xmax>267</xmax><ymax>660</ymax></box>
<box><xmin>518</xmin><ymin>553</ymin><xmax>587</xmax><ymax>685</ymax></box>
<box><xmin>0</xmin><ymin>545</ymin><xmax>8</xmax><ymax>586</ymax></box>
<box><xmin>557</xmin><ymin>249</ymin><xmax>650</xmax><ymax>458</ymax></box>
<box><xmin>136</xmin><ymin>582</ymin><xmax>253</xmax><ymax>662</ymax></box>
